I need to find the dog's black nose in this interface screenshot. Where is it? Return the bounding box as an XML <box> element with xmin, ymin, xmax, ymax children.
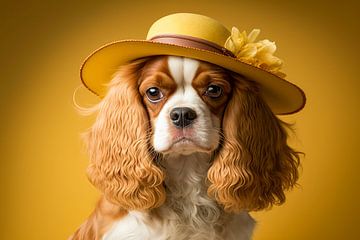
<box><xmin>170</xmin><ymin>107</ymin><xmax>197</xmax><ymax>128</ymax></box>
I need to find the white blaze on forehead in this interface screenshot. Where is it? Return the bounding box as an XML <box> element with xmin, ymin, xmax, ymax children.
<box><xmin>168</xmin><ymin>56</ymin><xmax>199</xmax><ymax>86</ymax></box>
<box><xmin>166</xmin><ymin>56</ymin><xmax>201</xmax><ymax>108</ymax></box>
<box><xmin>183</xmin><ymin>58</ymin><xmax>200</xmax><ymax>84</ymax></box>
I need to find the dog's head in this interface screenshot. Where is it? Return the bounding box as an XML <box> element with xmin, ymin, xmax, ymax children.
<box><xmin>83</xmin><ymin>55</ymin><xmax>300</xmax><ymax>212</ymax></box>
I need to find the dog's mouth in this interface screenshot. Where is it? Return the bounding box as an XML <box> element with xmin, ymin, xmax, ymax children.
<box><xmin>163</xmin><ymin>136</ymin><xmax>212</xmax><ymax>155</ymax></box>
<box><xmin>173</xmin><ymin>136</ymin><xmax>192</xmax><ymax>144</ymax></box>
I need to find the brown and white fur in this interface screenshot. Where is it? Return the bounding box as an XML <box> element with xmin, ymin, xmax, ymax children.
<box><xmin>70</xmin><ymin>56</ymin><xmax>301</xmax><ymax>240</ymax></box>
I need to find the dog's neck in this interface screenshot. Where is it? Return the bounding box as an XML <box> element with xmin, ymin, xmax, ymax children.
<box><xmin>155</xmin><ymin>152</ymin><xmax>229</xmax><ymax>237</ymax></box>
<box><xmin>161</xmin><ymin>152</ymin><xmax>211</xmax><ymax>192</ymax></box>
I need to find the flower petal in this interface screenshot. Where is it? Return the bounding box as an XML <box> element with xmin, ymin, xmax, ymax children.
<box><xmin>224</xmin><ymin>37</ymin><xmax>236</xmax><ymax>53</ymax></box>
<box><xmin>256</xmin><ymin>39</ymin><xmax>277</xmax><ymax>54</ymax></box>
<box><xmin>247</xmin><ymin>29</ymin><xmax>260</xmax><ymax>43</ymax></box>
<box><xmin>231</xmin><ymin>27</ymin><xmax>240</xmax><ymax>38</ymax></box>
<box><xmin>238</xmin><ymin>43</ymin><xmax>258</xmax><ymax>59</ymax></box>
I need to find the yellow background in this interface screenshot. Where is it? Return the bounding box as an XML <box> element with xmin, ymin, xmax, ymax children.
<box><xmin>1</xmin><ymin>0</ymin><xmax>359</xmax><ymax>239</ymax></box>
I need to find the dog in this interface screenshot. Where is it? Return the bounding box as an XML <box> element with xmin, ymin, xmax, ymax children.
<box><xmin>70</xmin><ymin>55</ymin><xmax>301</xmax><ymax>240</ymax></box>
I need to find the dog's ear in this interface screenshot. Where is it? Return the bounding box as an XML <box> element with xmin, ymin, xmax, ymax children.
<box><xmin>83</xmin><ymin>59</ymin><xmax>165</xmax><ymax>210</ymax></box>
<box><xmin>207</xmin><ymin>73</ymin><xmax>301</xmax><ymax>212</ymax></box>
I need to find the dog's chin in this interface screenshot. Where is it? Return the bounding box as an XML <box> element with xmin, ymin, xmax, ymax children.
<box><xmin>158</xmin><ymin>137</ymin><xmax>214</xmax><ymax>156</ymax></box>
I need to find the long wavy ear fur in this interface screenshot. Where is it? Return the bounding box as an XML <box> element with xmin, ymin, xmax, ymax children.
<box><xmin>207</xmin><ymin>73</ymin><xmax>301</xmax><ymax>212</ymax></box>
<box><xmin>83</xmin><ymin>59</ymin><xmax>165</xmax><ymax>210</ymax></box>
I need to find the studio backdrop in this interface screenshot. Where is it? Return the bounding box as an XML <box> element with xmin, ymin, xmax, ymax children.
<box><xmin>0</xmin><ymin>0</ymin><xmax>359</xmax><ymax>239</ymax></box>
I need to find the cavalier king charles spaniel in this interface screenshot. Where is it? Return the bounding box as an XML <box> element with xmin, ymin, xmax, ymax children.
<box><xmin>70</xmin><ymin>55</ymin><xmax>300</xmax><ymax>240</ymax></box>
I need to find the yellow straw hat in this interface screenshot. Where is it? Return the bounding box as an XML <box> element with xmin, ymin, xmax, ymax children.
<box><xmin>80</xmin><ymin>13</ymin><xmax>306</xmax><ymax>115</ymax></box>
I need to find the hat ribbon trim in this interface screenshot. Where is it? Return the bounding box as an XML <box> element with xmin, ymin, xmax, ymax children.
<box><xmin>149</xmin><ymin>34</ymin><xmax>236</xmax><ymax>58</ymax></box>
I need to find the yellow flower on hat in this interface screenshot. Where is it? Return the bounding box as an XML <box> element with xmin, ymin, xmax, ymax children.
<box><xmin>224</xmin><ymin>27</ymin><xmax>286</xmax><ymax>77</ymax></box>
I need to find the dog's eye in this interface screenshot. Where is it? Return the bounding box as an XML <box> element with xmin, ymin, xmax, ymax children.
<box><xmin>146</xmin><ymin>87</ymin><xmax>164</xmax><ymax>103</ymax></box>
<box><xmin>204</xmin><ymin>85</ymin><xmax>223</xmax><ymax>98</ymax></box>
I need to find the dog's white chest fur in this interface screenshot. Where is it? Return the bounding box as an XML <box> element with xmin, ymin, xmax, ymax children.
<box><xmin>102</xmin><ymin>211</ymin><xmax>254</xmax><ymax>240</ymax></box>
<box><xmin>102</xmin><ymin>153</ymin><xmax>255</xmax><ymax>240</ymax></box>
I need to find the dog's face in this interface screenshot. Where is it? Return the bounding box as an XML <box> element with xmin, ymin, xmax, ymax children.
<box><xmin>138</xmin><ymin>56</ymin><xmax>231</xmax><ymax>155</ymax></box>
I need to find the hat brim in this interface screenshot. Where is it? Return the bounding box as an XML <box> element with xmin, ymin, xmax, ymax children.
<box><xmin>80</xmin><ymin>40</ymin><xmax>306</xmax><ymax>115</ymax></box>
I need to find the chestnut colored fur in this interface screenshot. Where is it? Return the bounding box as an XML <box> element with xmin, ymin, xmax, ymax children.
<box><xmin>70</xmin><ymin>56</ymin><xmax>301</xmax><ymax>239</ymax></box>
<box><xmin>85</xmin><ymin>59</ymin><xmax>166</xmax><ymax>210</ymax></box>
<box><xmin>207</xmin><ymin>73</ymin><xmax>300</xmax><ymax>212</ymax></box>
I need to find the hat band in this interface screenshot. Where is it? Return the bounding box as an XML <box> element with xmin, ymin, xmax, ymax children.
<box><xmin>149</xmin><ymin>34</ymin><xmax>236</xmax><ymax>58</ymax></box>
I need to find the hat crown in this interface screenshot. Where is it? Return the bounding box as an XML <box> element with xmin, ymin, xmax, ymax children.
<box><xmin>146</xmin><ymin>13</ymin><xmax>231</xmax><ymax>47</ymax></box>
